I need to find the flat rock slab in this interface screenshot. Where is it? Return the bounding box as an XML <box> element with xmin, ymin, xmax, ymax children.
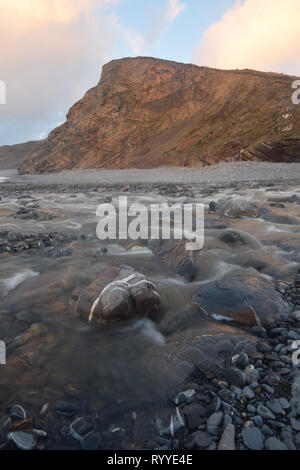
<box><xmin>191</xmin><ymin>276</ymin><xmax>292</xmax><ymax>326</ymax></box>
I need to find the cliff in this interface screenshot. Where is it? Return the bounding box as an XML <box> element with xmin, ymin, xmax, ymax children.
<box><xmin>15</xmin><ymin>57</ymin><xmax>300</xmax><ymax>173</ymax></box>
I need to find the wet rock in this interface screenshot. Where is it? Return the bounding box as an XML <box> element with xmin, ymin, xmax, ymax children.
<box><xmin>73</xmin><ymin>266</ymin><xmax>160</xmax><ymax>327</ymax></box>
<box><xmin>278</xmin><ymin>398</ymin><xmax>290</xmax><ymax>410</ymax></box>
<box><xmin>224</xmin><ymin>368</ymin><xmax>245</xmax><ymax>388</ymax></box>
<box><xmin>251</xmin><ymin>326</ymin><xmax>268</xmax><ymax>338</ymax></box>
<box><xmin>264</xmin><ymin>370</ymin><xmax>280</xmax><ymax>387</ymax></box>
<box><xmin>217</xmin><ymin>198</ymin><xmax>258</xmax><ymax>219</ymax></box>
<box><xmin>266</xmin><ymin>399</ymin><xmax>285</xmax><ymax>415</ymax></box>
<box><xmin>8</xmin><ymin>431</ymin><xmax>37</xmax><ymax>450</ymax></box>
<box><xmin>214</xmin><ymin>379</ymin><xmax>229</xmax><ymax>389</ymax></box>
<box><xmin>53</xmin><ymin>402</ymin><xmax>80</xmax><ymax>417</ymax></box>
<box><xmin>290</xmin><ymin>418</ymin><xmax>300</xmax><ymax>431</ymax></box>
<box><xmin>81</xmin><ymin>432</ymin><xmax>101</xmax><ymax>450</ymax></box>
<box><xmin>283</xmin><ymin>438</ymin><xmax>296</xmax><ymax>450</ymax></box>
<box><xmin>208</xmin><ymin>396</ymin><xmax>221</xmax><ymax>414</ymax></box>
<box><xmin>148</xmin><ymin>239</ymin><xmax>198</xmax><ymax>281</ymax></box>
<box><xmin>11</xmin><ymin>404</ymin><xmax>27</xmax><ymax>420</ymax></box>
<box><xmin>185</xmin><ymin>431</ymin><xmax>213</xmax><ymax>450</ymax></box>
<box><xmin>173</xmin><ymin>389</ymin><xmax>196</xmax><ymax>405</ymax></box>
<box><xmin>176</xmin><ymin>258</ymin><xmax>198</xmax><ymax>281</ymax></box>
<box><xmin>251</xmin><ymin>416</ymin><xmax>263</xmax><ymax>428</ymax></box>
<box><xmin>191</xmin><ymin>277</ymin><xmax>292</xmax><ymax>326</ymax></box>
<box><xmin>257</xmin><ymin>405</ymin><xmax>276</xmax><ymax>420</ymax></box>
<box><xmin>207</xmin><ymin>411</ymin><xmax>223</xmax><ymax>436</ymax></box>
<box><xmin>219</xmin><ymin>389</ymin><xmax>235</xmax><ymax>404</ymax></box>
<box><xmin>183</xmin><ymin>403</ymin><xmax>207</xmax><ymax>428</ymax></box>
<box><xmin>218</xmin><ymin>424</ymin><xmax>235</xmax><ymax>451</ymax></box>
<box><xmin>242</xmin><ymin>426</ymin><xmax>264</xmax><ymax>450</ymax></box>
<box><xmin>288</xmin><ymin>330</ymin><xmax>300</xmax><ymax>340</ymax></box>
<box><xmin>7</xmin><ymin>232</ymin><xmax>23</xmax><ymax>241</ymax></box>
<box><xmin>265</xmin><ymin>437</ymin><xmax>288</xmax><ymax>451</ymax></box>
<box><xmin>235</xmin><ymin>353</ymin><xmax>250</xmax><ymax>370</ymax></box>
<box><xmin>230</xmin><ymin>386</ymin><xmax>242</xmax><ymax>400</ymax></box>
<box><xmin>220</xmin><ymin>230</ymin><xmax>245</xmax><ymax>245</ymax></box>
<box><xmin>242</xmin><ymin>386</ymin><xmax>255</xmax><ymax>401</ymax></box>
<box><xmin>221</xmin><ymin>402</ymin><xmax>233</xmax><ymax>416</ymax></box>
<box><xmin>245</xmin><ymin>366</ymin><xmax>260</xmax><ymax>387</ymax></box>
<box><xmin>261</xmin><ymin>425</ymin><xmax>274</xmax><ymax>437</ymax></box>
<box><xmin>168</xmin><ymin>332</ymin><xmax>257</xmax><ymax>382</ymax></box>
<box><xmin>209</xmin><ymin>201</ymin><xmax>217</xmax><ymax>213</ymax></box>
<box><xmin>70</xmin><ymin>416</ymin><xmax>96</xmax><ymax>441</ymax></box>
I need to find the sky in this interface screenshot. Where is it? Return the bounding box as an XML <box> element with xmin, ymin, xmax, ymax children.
<box><xmin>0</xmin><ymin>0</ymin><xmax>299</xmax><ymax>146</ymax></box>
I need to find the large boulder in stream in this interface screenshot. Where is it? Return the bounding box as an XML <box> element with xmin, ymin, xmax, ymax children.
<box><xmin>191</xmin><ymin>276</ymin><xmax>293</xmax><ymax>327</ymax></box>
<box><xmin>71</xmin><ymin>265</ymin><xmax>160</xmax><ymax>327</ymax></box>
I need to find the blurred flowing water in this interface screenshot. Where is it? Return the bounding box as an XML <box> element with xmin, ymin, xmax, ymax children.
<box><xmin>0</xmin><ymin>181</ymin><xmax>300</xmax><ymax>429</ymax></box>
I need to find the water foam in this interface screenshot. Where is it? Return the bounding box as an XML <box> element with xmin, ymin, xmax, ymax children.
<box><xmin>3</xmin><ymin>270</ymin><xmax>39</xmax><ymax>293</ymax></box>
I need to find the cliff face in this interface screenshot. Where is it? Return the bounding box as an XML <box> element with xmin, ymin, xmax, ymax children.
<box><xmin>0</xmin><ymin>141</ymin><xmax>41</xmax><ymax>170</ymax></box>
<box><xmin>19</xmin><ymin>57</ymin><xmax>300</xmax><ymax>173</ymax></box>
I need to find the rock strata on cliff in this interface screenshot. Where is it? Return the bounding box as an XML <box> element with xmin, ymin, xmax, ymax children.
<box><xmin>15</xmin><ymin>57</ymin><xmax>300</xmax><ymax>173</ymax></box>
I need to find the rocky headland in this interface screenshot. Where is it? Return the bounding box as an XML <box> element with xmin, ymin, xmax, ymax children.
<box><xmin>0</xmin><ymin>57</ymin><xmax>299</xmax><ymax>173</ymax></box>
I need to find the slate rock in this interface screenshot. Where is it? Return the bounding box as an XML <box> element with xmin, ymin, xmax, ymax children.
<box><xmin>207</xmin><ymin>411</ymin><xmax>223</xmax><ymax>436</ymax></box>
<box><xmin>242</xmin><ymin>426</ymin><xmax>264</xmax><ymax>450</ymax></box>
<box><xmin>265</xmin><ymin>437</ymin><xmax>288</xmax><ymax>451</ymax></box>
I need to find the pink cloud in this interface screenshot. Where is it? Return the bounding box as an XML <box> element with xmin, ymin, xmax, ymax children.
<box><xmin>193</xmin><ymin>0</ymin><xmax>300</xmax><ymax>76</ymax></box>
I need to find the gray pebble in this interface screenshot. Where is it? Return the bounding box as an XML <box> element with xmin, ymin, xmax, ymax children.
<box><xmin>242</xmin><ymin>426</ymin><xmax>264</xmax><ymax>450</ymax></box>
<box><xmin>257</xmin><ymin>405</ymin><xmax>276</xmax><ymax>420</ymax></box>
<box><xmin>265</xmin><ymin>437</ymin><xmax>288</xmax><ymax>451</ymax></box>
<box><xmin>207</xmin><ymin>411</ymin><xmax>223</xmax><ymax>436</ymax></box>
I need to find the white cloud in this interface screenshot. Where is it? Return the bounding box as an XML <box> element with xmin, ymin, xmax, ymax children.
<box><xmin>124</xmin><ymin>0</ymin><xmax>186</xmax><ymax>56</ymax></box>
<box><xmin>0</xmin><ymin>0</ymin><xmax>187</xmax><ymax>145</ymax></box>
<box><xmin>125</xmin><ymin>29</ymin><xmax>146</xmax><ymax>56</ymax></box>
<box><xmin>166</xmin><ymin>0</ymin><xmax>186</xmax><ymax>22</ymax></box>
<box><xmin>193</xmin><ymin>0</ymin><xmax>300</xmax><ymax>76</ymax></box>
<box><xmin>0</xmin><ymin>0</ymin><xmax>123</xmax><ymax>144</ymax></box>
